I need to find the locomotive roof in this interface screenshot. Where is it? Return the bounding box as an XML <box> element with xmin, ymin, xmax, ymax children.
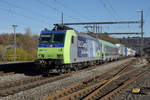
<box><xmin>77</xmin><ymin>32</ymin><xmax>99</xmax><ymax>41</ymax></box>
<box><xmin>41</xmin><ymin>30</ymin><xmax>66</xmax><ymax>34</ymax></box>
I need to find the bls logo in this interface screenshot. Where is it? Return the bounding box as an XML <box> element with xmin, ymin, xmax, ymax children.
<box><xmin>50</xmin><ymin>45</ymin><xmax>53</xmax><ymax>47</ymax></box>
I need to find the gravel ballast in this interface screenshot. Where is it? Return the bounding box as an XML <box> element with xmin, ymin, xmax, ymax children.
<box><xmin>113</xmin><ymin>63</ymin><xmax>150</xmax><ymax>100</ymax></box>
<box><xmin>0</xmin><ymin>57</ymin><xmax>145</xmax><ymax>100</ymax></box>
<box><xmin>0</xmin><ymin>74</ymin><xmax>30</xmax><ymax>84</ymax></box>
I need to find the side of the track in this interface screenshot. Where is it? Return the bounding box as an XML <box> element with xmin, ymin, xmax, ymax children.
<box><xmin>41</xmin><ymin>59</ymin><xmax>136</xmax><ymax>100</ymax></box>
<box><xmin>0</xmin><ymin>59</ymin><xmax>130</xmax><ymax>96</ymax></box>
<box><xmin>0</xmin><ymin>58</ymin><xmax>139</xmax><ymax>100</ymax></box>
<box><xmin>42</xmin><ymin>58</ymin><xmax>148</xmax><ymax>100</ymax></box>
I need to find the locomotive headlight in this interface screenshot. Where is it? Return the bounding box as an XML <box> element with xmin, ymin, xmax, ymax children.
<box><xmin>50</xmin><ymin>45</ymin><xmax>53</xmax><ymax>47</ymax></box>
<box><xmin>58</xmin><ymin>49</ymin><xmax>62</xmax><ymax>52</ymax></box>
<box><xmin>57</xmin><ymin>54</ymin><xmax>63</xmax><ymax>58</ymax></box>
<box><xmin>39</xmin><ymin>54</ymin><xmax>44</xmax><ymax>58</ymax></box>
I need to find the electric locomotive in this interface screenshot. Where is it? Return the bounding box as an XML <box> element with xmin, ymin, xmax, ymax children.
<box><xmin>35</xmin><ymin>25</ymin><xmax>120</xmax><ymax>73</ymax></box>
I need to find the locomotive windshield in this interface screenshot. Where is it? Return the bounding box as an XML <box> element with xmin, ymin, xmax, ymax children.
<box><xmin>53</xmin><ymin>34</ymin><xmax>65</xmax><ymax>43</ymax></box>
<box><xmin>39</xmin><ymin>34</ymin><xmax>52</xmax><ymax>43</ymax></box>
<box><xmin>39</xmin><ymin>33</ymin><xmax>65</xmax><ymax>43</ymax></box>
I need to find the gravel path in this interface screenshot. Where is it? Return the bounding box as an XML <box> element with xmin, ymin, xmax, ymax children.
<box><xmin>0</xmin><ymin>58</ymin><xmax>142</xmax><ymax>100</ymax></box>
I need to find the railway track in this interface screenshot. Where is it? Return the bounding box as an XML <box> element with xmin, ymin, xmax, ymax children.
<box><xmin>42</xmin><ymin>58</ymin><xmax>148</xmax><ymax>100</ymax></box>
<box><xmin>83</xmin><ymin>66</ymin><xmax>148</xmax><ymax>100</ymax></box>
<box><xmin>0</xmin><ymin>73</ymin><xmax>71</xmax><ymax>96</ymax></box>
<box><xmin>0</xmin><ymin>61</ymin><xmax>115</xmax><ymax>97</ymax></box>
<box><xmin>0</xmin><ymin>58</ymin><xmax>133</xmax><ymax>97</ymax></box>
<box><xmin>0</xmin><ymin>59</ymin><xmax>109</xmax><ymax>97</ymax></box>
<box><xmin>44</xmin><ymin>60</ymin><xmax>135</xmax><ymax>100</ymax></box>
<box><xmin>100</xmin><ymin>70</ymin><xmax>148</xmax><ymax>100</ymax></box>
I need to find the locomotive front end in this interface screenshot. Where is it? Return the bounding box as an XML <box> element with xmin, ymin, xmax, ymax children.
<box><xmin>36</xmin><ymin>30</ymin><xmax>66</xmax><ymax>68</ymax></box>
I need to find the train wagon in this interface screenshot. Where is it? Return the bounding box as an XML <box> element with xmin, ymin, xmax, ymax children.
<box><xmin>124</xmin><ymin>47</ymin><xmax>136</xmax><ymax>56</ymax></box>
<box><xmin>116</xmin><ymin>44</ymin><xmax>125</xmax><ymax>57</ymax></box>
<box><xmin>127</xmin><ymin>48</ymin><xmax>136</xmax><ymax>56</ymax></box>
<box><xmin>99</xmin><ymin>40</ymin><xmax>119</xmax><ymax>61</ymax></box>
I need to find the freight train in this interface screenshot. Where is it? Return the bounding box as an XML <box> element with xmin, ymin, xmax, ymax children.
<box><xmin>35</xmin><ymin>25</ymin><xmax>136</xmax><ymax>73</ymax></box>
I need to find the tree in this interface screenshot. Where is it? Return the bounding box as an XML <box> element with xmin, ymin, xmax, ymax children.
<box><xmin>21</xmin><ymin>28</ymin><xmax>38</xmax><ymax>58</ymax></box>
<box><xmin>0</xmin><ymin>45</ymin><xmax>4</xmax><ymax>61</ymax></box>
<box><xmin>0</xmin><ymin>29</ymin><xmax>39</xmax><ymax>61</ymax></box>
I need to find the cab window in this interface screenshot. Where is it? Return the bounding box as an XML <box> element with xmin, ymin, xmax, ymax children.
<box><xmin>71</xmin><ymin>36</ymin><xmax>74</xmax><ymax>44</ymax></box>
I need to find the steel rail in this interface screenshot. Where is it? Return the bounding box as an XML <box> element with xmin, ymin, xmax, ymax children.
<box><xmin>56</xmin><ymin>61</ymin><xmax>135</xmax><ymax>100</ymax></box>
<box><xmin>42</xmin><ymin>59</ymin><xmax>134</xmax><ymax>100</ymax></box>
<box><xmin>58</xmin><ymin>80</ymin><xmax>108</xmax><ymax>100</ymax></box>
<box><xmin>0</xmin><ymin>74</ymin><xmax>70</xmax><ymax>96</ymax></box>
<box><xmin>0</xmin><ymin>58</ymin><xmax>117</xmax><ymax>91</ymax></box>
<box><xmin>100</xmin><ymin>70</ymin><xmax>149</xmax><ymax>100</ymax></box>
<box><xmin>0</xmin><ymin>58</ymin><xmax>129</xmax><ymax>97</ymax></box>
<box><xmin>83</xmin><ymin>65</ymin><xmax>146</xmax><ymax>100</ymax></box>
<box><xmin>0</xmin><ymin>75</ymin><xmax>43</xmax><ymax>88</ymax></box>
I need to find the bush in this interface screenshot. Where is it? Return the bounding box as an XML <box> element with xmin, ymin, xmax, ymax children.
<box><xmin>5</xmin><ymin>47</ymin><xmax>34</xmax><ymax>61</ymax></box>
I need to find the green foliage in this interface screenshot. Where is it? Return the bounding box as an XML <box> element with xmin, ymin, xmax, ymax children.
<box><xmin>16</xmin><ymin>33</ymin><xmax>24</xmax><ymax>40</ymax></box>
<box><xmin>0</xmin><ymin>28</ymin><xmax>39</xmax><ymax>62</ymax></box>
<box><xmin>5</xmin><ymin>48</ymin><xmax>34</xmax><ymax>61</ymax></box>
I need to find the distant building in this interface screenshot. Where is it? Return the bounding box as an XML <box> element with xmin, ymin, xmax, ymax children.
<box><xmin>118</xmin><ymin>37</ymin><xmax>150</xmax><ymax>55</ymax></box>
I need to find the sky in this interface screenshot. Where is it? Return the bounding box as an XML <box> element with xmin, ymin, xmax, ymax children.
<box><xmin>0</xmin><ymin>0</ymin><xmax>150</xmax><ymax>37</ymax></box>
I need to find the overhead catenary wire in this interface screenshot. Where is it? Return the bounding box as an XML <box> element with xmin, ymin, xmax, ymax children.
<box><xmin>0</xmin><ymin>0</ymin><xmax>55</xmax><ymax>21</ymax></box>
<box><xmin>35</xmin><ymin>0</ymin><xmax>83</xmax><ymax>21</ymax></box>
<box><xmin>54</xmin><ymin>0</ymin><xmax>90</xmax><ymax>20</ymax></box>
<box><xmin>0</xmin><ymin>7</ymin><xmax>50</xmax><ymax>24</ymax></box>
<box><xmin>104</xmin><ymin>0</ymin><xmax>121</xmax><ymax>19</ymax></box>
<box><xmin>98</xmin><ymin>0</ymin><xmax>118</xmax><ymax>21</ymax></box>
